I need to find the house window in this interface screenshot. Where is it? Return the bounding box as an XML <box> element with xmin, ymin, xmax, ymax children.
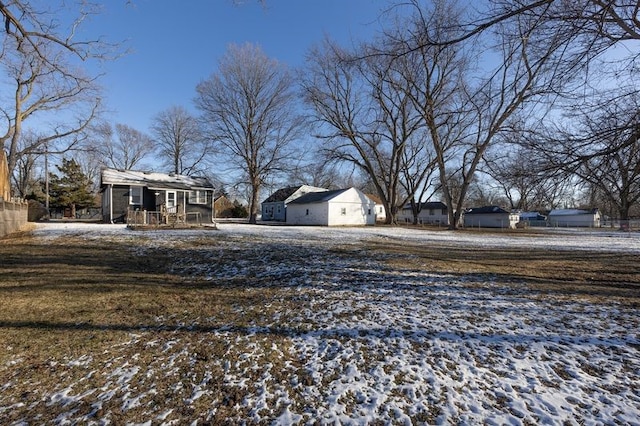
<box><xmin>130</xmin><ymin>186</ymin><xmax>142</xmax><ymax>205</ymax></box>
<box><xmin>277</xmin><ymin>206</ymin><xmax>281</xmax><ymax>214</ymax></box>
<box><xmin>189</xmin><ymin>190</ymin><xmax>207</xmax><ymax>204</ymax></box>
<box><xmin>166</xmin><ymin>191</ymin><xmax>177</xmax><ymax>208</ymax></box>
<box><xmin>379</xmin><ymin>207</ymin><xmax>383</xmax><ymax>213</ymax></box>
<box><xmin>429</xmin><ymin>209</ymin><xmax>435</xmax><ymax>216</ymax></box>
<box><xmin>341</xmin><ymin>207</ymin><xmax>346</xmax><ymax>216</ymax></box>
<box><xmin>306</xmin><ymin>209</ymin><xmax>309</xmax><ymax>216</ymax></box>
<box><xmin>368</xmin><ymin>209</ymin><xmax>372</xmax><ymax>215</ymax></box>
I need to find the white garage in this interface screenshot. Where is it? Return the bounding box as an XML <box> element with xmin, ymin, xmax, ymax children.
<box><xmin>286</xmin><ymin>187</ymin><xmax>376</xmax><ymax>226</ymax></box>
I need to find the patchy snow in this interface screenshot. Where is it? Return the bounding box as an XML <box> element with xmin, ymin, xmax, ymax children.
<box><xmin>5</xmin><ymin>222</ymin><xmax>640</xmax><ymax>424</ymax></box>
<box><xmin>30</xmin><ymin>220</ymin><xmax>640</xmax><ymax>253</ymax></box>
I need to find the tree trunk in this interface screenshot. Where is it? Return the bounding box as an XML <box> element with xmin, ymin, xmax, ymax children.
<box><xmin>248</xmin><ymin>183</ymin><xmax>260</xmax><ymax>224</ymax></box>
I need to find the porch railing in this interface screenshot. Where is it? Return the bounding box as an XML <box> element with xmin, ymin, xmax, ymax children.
<box><xmin>127</xmin><ymin>208</ymin><xmax>202</xmax><ymax>227</ymax></box>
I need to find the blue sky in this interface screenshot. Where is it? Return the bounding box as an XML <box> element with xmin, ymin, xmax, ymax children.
<box><xmin>82</xmin><ymin>0</ymin><xmax>388</xmax><ymax>135</ymax></box>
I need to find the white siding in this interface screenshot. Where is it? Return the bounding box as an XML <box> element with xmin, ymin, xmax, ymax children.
<box><xmin>398</xmin><ymin>209</ymin><xmax>449</xmax><ymax>225</ymax></box>
<box><xmin>327</xmin><ymin>188</ymin><xmax>375</xmax><ymax>226</ymax></box>
<box><xmin>549</xmin><ymin>213</ymin><xmax>600</xmax><ymax>227</ymax></box>
<box><xmin>285</xmin><ymin>188</ymin><xmax>376</xmax><ymax>226</ymax></box>
<box><xmin>286</xmin><ymin>203</ymin><xmax>329</xmax><ymax>225</ymax></box>
<box><xmin>464</xmin><ymin>213</ymin><xmax>520</xmax><ymax>229</ymax></box>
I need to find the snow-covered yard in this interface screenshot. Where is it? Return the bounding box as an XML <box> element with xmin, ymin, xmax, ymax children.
<box><xmin>1</xmin><ymin>222</ymin><xmax>639</xmax><ymax>424</ymax></box>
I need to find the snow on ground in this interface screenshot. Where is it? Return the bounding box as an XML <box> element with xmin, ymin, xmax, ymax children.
<box><xmin>31</xmin><ymin>220</ymin><xmax>640</xmax><ymax>253</ymax></box>
<box><xmin>5</xmin><ymin>222</ymin><xmax>640</xmax><ymax>424</ymax></box>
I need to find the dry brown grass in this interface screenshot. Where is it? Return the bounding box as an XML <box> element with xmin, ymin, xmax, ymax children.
<box><xmin>0</xmin><ymin>227</ymin><xmax>639</xmax><ymax>423</ymax></box>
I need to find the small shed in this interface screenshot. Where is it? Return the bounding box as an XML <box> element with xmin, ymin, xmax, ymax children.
<box><xmin>261</xmin><ymin>185</ymin><xmax>327</xmax><ymax>221</ymax></box>
<box><xmin>398</xmin><ymin>201</ymin><xmax>449</xmax><ymax>226</ymax></box>
<box><xmin>463</xmin><ymin>206</ymin><xmax>520</xmax><ymax>229</ymax></box>
<box><xmin>286</xmin><ymin>187</ymin><xmax>376</xmax><ymax>226</ymax></box>
<box><xmin>548</xmin><ymin>208</ymin><xmax>601</xmax><ymax>228</ymax></box>
<box><xmin>100</xmin><ymin>168</ymin><xmax>215</xmax><ymax>224</ymax></box>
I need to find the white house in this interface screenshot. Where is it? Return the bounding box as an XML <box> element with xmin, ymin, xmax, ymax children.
<box><xmin>398</xmin><ymin>201</ymin><xmax>449</xmax><ymax>226</ymax></box>
<box><xmin>261</xmin><ymin>185</ymin><xmax>327</xmax><ymax>221</ymax></box>
<box><xmin>548</xmin><ymin>208</ymin><xmax>601</xmax><ymax>227</ymax></box>
<box><xmin>366</xmin><ymin>193</ymin><xmax>386</xmax><ymax>223</ymax></box>
<box><xmin>286</xmin><ymin>187</ymin><xmax>376</xmax><ymax>226</ymax></box>
<box><xmin>463</xmin><ymin>205</ymin><xmax>520</xmax><ymax>229</ymax></box>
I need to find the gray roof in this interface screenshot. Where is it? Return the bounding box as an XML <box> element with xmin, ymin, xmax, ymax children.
<box><xmin>263</xmin><ymin>186</ymin><xmax>302</xmax><ymax>203</ymax></box>
<box><xmin>288</xmin><ymin>188</ymin><xmax>350</xmax><ymax>204</ymax></box>
<box><xmin>100</xmin><ymin>168</ymin><xmax>214</xmax><ymax>191</ymax></box>
<box><xmin>465</xmin><ymin>205</ymin><xmax>511</xmax><ymax>215</ymax></box>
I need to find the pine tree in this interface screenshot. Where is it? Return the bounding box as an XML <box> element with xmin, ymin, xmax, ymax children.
<box><xmin>48</xmin><ymin>158</ymin><xmax>95</xmax><ymax>218</ymax></box>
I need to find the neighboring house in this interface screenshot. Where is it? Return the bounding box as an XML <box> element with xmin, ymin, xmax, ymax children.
<box><xmin>261</xmin><ymin>185</ymin><xmax>327</xmax><ymax>221</ymax></box>
<box><xmin>214</xmin><ymin>195</ymin><xmax>235</xmax><ymax>218</ymax></box>
<box><xmin>286</xmin><ymin>187</ymin><xmax>376</xmax><ymax>226</ymax></box>
<box><xmin>100</xmin><ymin>168</ymin><xmax>215</xmax><ymax>224</ymax></box>
<box><xmin>519</xmin><ymin>211</ymin><xmax>547</xmax><ymax>227</ymax></box>
<box><xmin>366</xmin><ymin>193</ymin><xmax>387</xmax><ymax>223</ymax></box>
<box><xmin>463</xmin><ymin>205</ymin><xmax>520</xmax><ymax>229</ymax></box>
<box><xmin>548</xmin><ymin>208</ymin><xmax>601</xmax><ymax>227</ymax></box>
<box><xmin>398</xmin><ymin>201</ymin><xmax>449</xmax><ymax>226</ymax></box>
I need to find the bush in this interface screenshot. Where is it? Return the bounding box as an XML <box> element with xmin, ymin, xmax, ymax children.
<box><xmin>27</xmin><ymin>200</ymin><xmax>49</xmax><ymax>222</ymax></box>
<box><xmin>231</xmin><ymin>204</ymin><xmax>248</xmax><ymax>218</ymax></box>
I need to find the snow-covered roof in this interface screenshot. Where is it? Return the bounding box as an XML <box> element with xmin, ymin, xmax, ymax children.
<box><xmin>100</xmin><ymin>168</ymin><xmax>214</xmax><ymax>191</ymax></box>
<box><xmin>262</xmin><ymin>185</ymin><xmax>327</xmax><ymax>204</ymax></box>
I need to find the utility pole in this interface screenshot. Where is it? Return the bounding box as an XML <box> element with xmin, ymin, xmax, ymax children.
<box><xmin>44</xmin><ymin>142</ymin><xmax>49</xmax><ymax>212</ymax></box>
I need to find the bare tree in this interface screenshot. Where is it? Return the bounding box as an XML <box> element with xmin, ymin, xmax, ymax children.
<box><xmin>412</xmin><ymin>0</ymin><xmax>639</xmax><ymax>58</ymax></box>
<box><xmin>303</xmin><ymin>37</ymin><xmax>435</xmax><ymax>224</ymax></box>
<box><xmin>0</xmin><ymin>1</ymin><xmax>117</xmax><ymax>195</ymax></box>
<box><xmin>542</xmin><ymin>98</ymin><xmax>640</xmax><ymax>221</ymax></box>
<box><xmin>151</xmin><ymin>105</ymin><xmax>212</xmax><ymax>175</ymax></box>
<box><xmin>482</xmin><ymin>144</ymin><xmax>574</xmax><ymax>211</ymax></box>
<box><xmin>0</xmin><ymin>37</ymin><xmax>101</xmax><ymax>183</ymax></box>
<box><xmin>11</xmin><ymin>132</ymin><xmax>40</xmax><ymax>198</ymax></box>
<box><xmin>91</xmin><ymin>122</ymin><xmax>154</xmax><ymax>170</ymax></box>
<box><xmin>0</xmin><ymin>1</ymin><xmax>110</xmax><ymax>64</ymax></box>
<box><xmin>392</xmin><ymin>0</ymin><xmax>591</xmax><ymax>228</ymax></box>
<box><xmin>195</xmin><ymin>43</ymin><xmax>305</xmax><ymax>224</ymax></box>
<box><xmin>285</xmin><ymin>154</ymin><xmax>350</xmax><ymax>190</ymax></box>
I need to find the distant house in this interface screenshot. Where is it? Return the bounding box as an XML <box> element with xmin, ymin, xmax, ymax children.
<box><xmin>100</xmin><ymin>168</ymin><xmax>215</xmax><ymax>224</ymax></box>
<box><xmin>519</xmin><ymin>211</ymin><xmax>547</xmax><ymax>227</ymax></box>
<box><xmin>261</xmin><ymin>185</ymin><xmax>327</xmax><ymax>221</ymax></box>
<box><xmin>214</xmin><ymin>195</ymin><xmax>235</xmax><ymax>218</ymax></box>
<box><xmin>366</xmin><ymin>193</ymin><xmax>386</xmax><ymax>223</ymax></box>
<box><xmin>548</xmin><ymin>208</ymin><xmax>601</xmax><ymax>228</ymax></box>
<box><xmin>398</xmin><ymin>201</ymin><xmax>449</xmax><ymax>226</ymax></box>
<box><xmin>463</xmin><ymin>206</ymin><xmax>520</xmax><ymax>229</ymax></box>
<box><xmin>286</xmin><ymin>187</ymin><xmax>376</xmax><ymax>226</ymax></box>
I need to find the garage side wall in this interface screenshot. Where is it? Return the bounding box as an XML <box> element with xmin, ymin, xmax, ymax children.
<box><xmin>327</xmin><ymin>201</ymin><xmax>374</xmax><ymax>226</ymax></box>
<box><xmin>286</xmin><ymin>203</ymin><xmax>329</xmax><ymax>225</ymax></box>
